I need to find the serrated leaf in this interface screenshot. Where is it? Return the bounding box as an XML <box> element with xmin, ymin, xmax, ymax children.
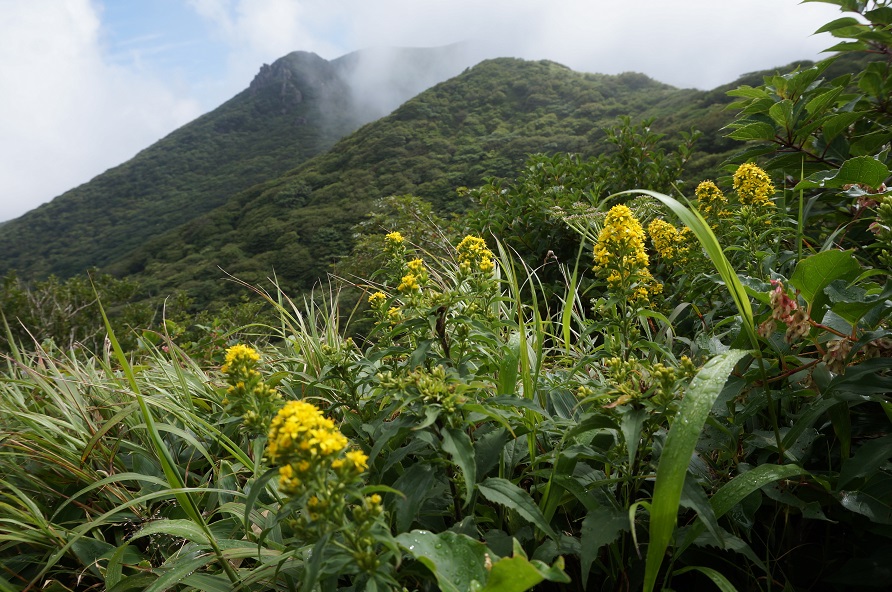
<box><xmin>769</xmin><ymin>100</ymin><xmax>795</xmax><ymax>129</ymax></box>
<box><xmin>726</xmin><ymin>122</ymin><xmax>777</xmax><ymax>142</ymax></box>
<box><xmin>478</xmin><ymin>477</ymin><xmax>558</xmax><ymax>539</ymax></box>
<box><xmin>442</xmin><ymin>427</ymin><xmax>477</xmax><ymax>507</ymax></box>
<box><xmin>797</xmin><ymin>156</ymin><xmax>890</xmax><ymax>191</ymax></box>
<box><xmin>580</xmin><ymin>505</ymin><xmax>630</xmax><ymax>587</ymax></box>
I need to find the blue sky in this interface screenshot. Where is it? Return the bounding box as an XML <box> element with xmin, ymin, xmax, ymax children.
<box><xmin>0</xmin><ymin>0</ymin><xmax>844</xmax><ymax>222</ymax></box>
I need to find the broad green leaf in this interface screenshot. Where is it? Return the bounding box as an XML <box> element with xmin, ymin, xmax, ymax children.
<box><xmin>481</xmin><ymin>556</ymin><xmax>571</xmax><ymax>591</ymax></box>
<box><xmin>789</xmin><ymin>249</ymin><xmax>861</xmax><ymax>314</ymax></box>
<box><xmin>726</xmin><ymin>122</ymin><xmax>777</xmax><ymax>142</ymax></box>
<box><xmin>620</xmin><ymin>407</ymin><xmax>646</xmax><ymax>466</ymax></box>
<box><xmin>838</xmin><ymin>435</ymin><xmax>892</xmax><ymax>490</ymax></box>
<box><xmin>396</xmin><ymin>530</ymin><xmax>490</xmax><ymax>592</ymax></box>
<box><xmin>442</xmin><ymin>427</ymin><xmax>477</xmax><ymax>507</ymax></box>
<box><xmin>478</xmin><ymin>477</ymin><xmax>558</xmax><ymax>539</ymax></box>
<box><xmin>825</xmin><ymin>279</ymin><xmax>892</xmax><ymax>326</ymax></box>
<box><xmin>815</xmin><ymin>16</ymin><xmax>862</xmax><ymax>34</ymax></box>
<box><xmin>71</xmin><ymin>537</ymin><xmax>115</xmax><ymax>573</ymax></box>
<box><xmin>796</xmin><ymin>155</ymin><xmax>890</xmax><ymax>190</ymax></box>
<box><xmin>839</xmin><ymin>491</ymin><xmax>892</xmax><ymax>524</ymax></box>
<box><xmin>768</xmin><ymin>99</ymin><xmax>795</xmax><ymax>130</ymax></box>
<box><xmin>392</xmin><ymin>462</ymin><xmax>437</xmax><ymax>532</ymax></box>
<box><xmin>804</xmin><ymin>87</ymin><xmax>843</xmax><ymax>117</ymax></box>
<box><xmin>580</xmin><ymin>505</ymin><xmax>630</xmax><ymax>587</ymax></box>
<box><xmin>726</xmin><ymin>86</ymin><xmax>770</xmax><ymax>99</ymax></box>
<box><xmin>673</xmin><ymin>565</ymin><xmax>740</xmax><ymax>592</ymax></box>
<box><xmin>643</xmin><ymin>349</ymin><xmax>747</xmax><ymax>592</ymax></box>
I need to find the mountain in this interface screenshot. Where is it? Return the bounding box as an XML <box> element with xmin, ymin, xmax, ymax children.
<box><xmin>0</xmin><ymin>46</ymin><xmax>480</xmax><ymax>280</ymax></box>
<box><xmin>109</xmin><ymin>58</ymin><xmax>753</xmax><ymax>307</ymax></box>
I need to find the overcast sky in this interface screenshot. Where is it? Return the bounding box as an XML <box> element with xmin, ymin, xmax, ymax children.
<box><xmin>0</xmin><ymin>0</ymin><xmax>844</xmax><ymax>222</ymax></box>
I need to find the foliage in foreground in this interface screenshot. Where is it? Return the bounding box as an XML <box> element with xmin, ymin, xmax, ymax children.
<box><xmin>1</xmin><ymin>1</ymin><xmax>892</xmax><ymax>590</ymax></box>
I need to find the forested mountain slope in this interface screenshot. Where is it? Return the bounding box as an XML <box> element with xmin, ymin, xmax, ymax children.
<box><xmin>113</xmin><ymin>58</ymin><xmax>754</xmax><ymax>306</ymax></box>
<box><xmin>0</xmin><ymin>46</ymin><xmax>477</xmax><ymax>280</ymax></box>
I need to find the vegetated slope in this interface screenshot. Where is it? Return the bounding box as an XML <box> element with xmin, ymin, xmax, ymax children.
<box><xmin>113</xmin><ymin>57</ymin><xmax>751</xmax><ymax>307</ymax></box>
<box><xmin>0</xmin><ymin>46</ymin><xmax>480</xmax><ymax>281</ymax></box>
<box><xmin>0</xmin><ymin>52</ymin><xmax>355</xmax><ymax>279</ymax></box>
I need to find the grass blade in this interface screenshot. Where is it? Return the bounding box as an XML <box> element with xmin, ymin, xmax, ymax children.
<box><xmin>643</xmin><ymin>349</ymin><xmax>747</xmax><ymax>592</ymax></box>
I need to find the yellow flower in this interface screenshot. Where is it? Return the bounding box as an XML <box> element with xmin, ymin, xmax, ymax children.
<box><xmin>594</xmin><ymin>204</ymin><xmax>660</xmax><ymax>305</ymax></box>
<box><xmin>647</xmin><ymin>219</ymin><xmax>690</xmax><ymax>265</ymax></box>
<box><xmin>346</xmin><ymin>449</ymin><xmax>369</xmax><ymax>472</ymax></box>
<box><xmin>267</xmin><ymin>400</ymin><xmax>345</xmax><ymax>464</ymax></box>
<box><xmin>221</xmin><ymin>343</ymin><xmax>260</xmax><ymax>374</ymax></box>
<box><xmin>733</xmin><ymin>163</ymin><xmax>775</xmax><ymax>206</ymax></box>
<box><xmin>695</xmin><ymin>180</ymin><xmax>728</xmax><ymax>216</ymax></box>
<box><xmin>456</xmin><ymin>235</ymin><xmax>495</xmax><ymax>274</ymax></box>
<box><xmin>398</xmin><ymin>273</ymin><xmax>420</xmax><ymax>293</ymax></box>
<box><xmin>407</xmin><ymin>258</ymin><xmax>426</xmax><ymax>275</ymax></box>
<box><xmin>367</xmin><ymin>291</ymin><xmax>387</xmax><ymax>307</ymax></box>
<box><xmin>385</xmin><ymin>231</ymin><xmax>404</xmax><ymax>244</ymax></box>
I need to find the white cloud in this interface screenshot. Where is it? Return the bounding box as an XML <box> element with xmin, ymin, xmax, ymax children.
<box><xmin>0</xmin><ymin>0</ymin><xmax>201</xmax><ymax>222</ymax></box>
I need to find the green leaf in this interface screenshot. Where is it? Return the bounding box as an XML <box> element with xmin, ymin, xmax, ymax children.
<box><xmin>129</xmin><ymin>519</ymin><xmax>211</xmax><ymax>546</ymax></box>
<box><xmin>396</xmin><ymin>530</ymin><xmax>490</xmax><ymax>592</ymax></box>
<box><xmin>839</xmin><ymin>490</ymin><xmax>892</xmax><ymax>524</ymax></box>
<box><xmin>478</xmin><ymin>477</ymin><xmax>558</xmax><ymax>539</ymax></box>
<box><xmin>580</xmin><ymin>505</ymin><xmax>630</xmax><ymax>587</ymax></box>
<box><xmin>825</xmin><ymin>279</ymin><xmax>892</xmax><ymax>326</ymax></box>
<box><xmin>725</xmin><ymin>122</ymin><xmax>777</xmax><ymax>142</ymax></box>
<box><xmin>815</xmin><ymin>16</ymin><xmax>863</xmax><ymax>34</ymax></box>
<box><xmin>673</xmin><ymin>565</ymin><xmax>740</xmax><ymax>592</ymax></box>
<box><xmin>620</xmin><ymin>407</ymin><xmax>647</xmax><ymax>466</ymax></box>
<box><xmin>442</xmin><ymin>427</ymin><xmax>477</xmax><ymax>507</ymax></box>
<box><xmin>392</xmin><ymin>462</ymin><xmax>438</xmax><ymax>532</ymax></box>
<box><xmin>643</xmin><ymin>350</ymin><xmax>747</xmax><ymax>592</ymax></box>
<box><xmin>768</xmin><ymin>100</ymin><xmax>795</xmax><ymax>130</ymax></box>
<box><xmin>789</xmin><ymin>249</ymin><xmax>861</xmax><ymax>314</ymax></box>
<box><xmin>481</xmin><ymin>556</ymin><xmax>571</xmax><ymax>591</ymax></box>
<box><xmin>838</xmin><ymin>435</ymin><xmax>892</xmax><ymax>490</ymax></box>
<box><xmin>796</xmin><ymin>155</ymin><xmax>890</xmax><ymax>190</ymax></box>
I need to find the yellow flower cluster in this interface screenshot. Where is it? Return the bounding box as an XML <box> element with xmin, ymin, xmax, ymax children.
<box><xmin>456</xmin><ymin>235</ymin><xmax>495</xmax><ymax>274</ymax></box>
<box><xmin>733</xmin><ymin>163</ymin><xmax>775</xmax><ymax>207</ymax></box>
<box><xmin>221</xmin><ymin>344</ymin><xmax>281</xmax><ymax>433</ymax></box>
<box><xmin>594</xmin><ymin>205</ymin><xmax>661</xmax><ymax>304</ymax></box>
<box><xmin>221</xmin><ymin>343</ymin><xmax>260</xmax><ymax>375</ymax></box>
<box><xmin>384</xmin><ymin>231</ymin><xmax>404</xmax><ymax>245</ymax></box>
<box><xmin>647</xmin><ymin>219</ymin><xmax>691</xmax><ymax>265</ymax></box>
<box><xmin>695</xmin><ymin>180</ymin><xmax>728</xmax><ymax>217</ymax></box>
<box><xmin>367</xmin><ymin>291</ymin><xmax>387</xmax><ymax>308</ymax></box>
<box><xmin>267</xmin><ymin>400</ymin><xmax>368</xmax><ymax>496</ymax></box>
<box><xmin>398</xmin><ymin>258</ymin><xmax>428</xmax><ymax>293</ymax></box>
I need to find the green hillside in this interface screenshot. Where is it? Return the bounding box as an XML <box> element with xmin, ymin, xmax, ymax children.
<box><xmin>112</xmin><ymin>57</ymin><xmax>774</xmax><ymax>306</ymax></box>
<box><xmin>0</xmin><ymin>51</ymin><xmax>362</xmax><ymax>279</ymax></box>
